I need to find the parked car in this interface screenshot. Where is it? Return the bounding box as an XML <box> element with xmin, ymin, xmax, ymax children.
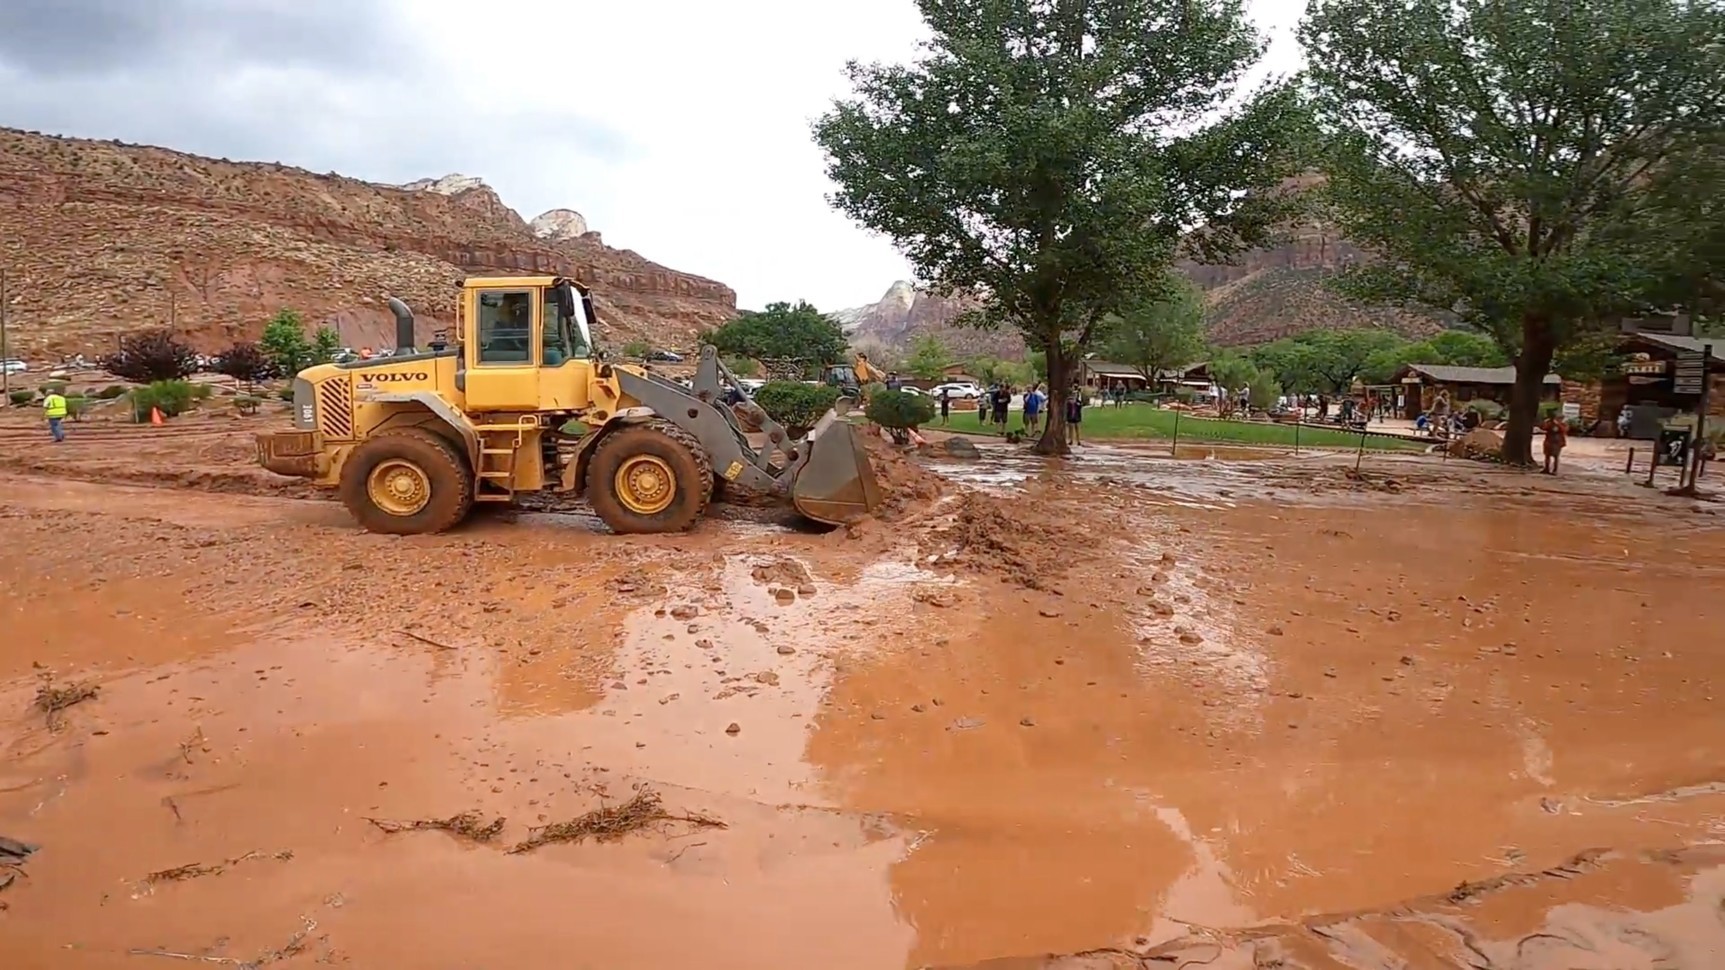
<box><xmin>930</xmin><ymin>382</ymin><xmax>981</xmax><ymax>399</ymax></box>
<box><xmin>1</xmin><ymin>359</ymin><xmax>28</xmax><ymax>375</ymax></box>
<box><xmin>647</xmin><ymin>350</ymin><xmax>685</xmax><ymax>363</ymax></box>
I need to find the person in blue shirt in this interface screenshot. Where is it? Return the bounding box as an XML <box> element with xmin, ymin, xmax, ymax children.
<box><xmin>1022</xmin><ymin>384</ymin><xmax>1043</xmax><ymax>433</ymax></box>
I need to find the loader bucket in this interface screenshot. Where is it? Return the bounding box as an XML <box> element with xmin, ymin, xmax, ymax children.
<box><xmin>790</xmin><ymin>410</ymin><xmax>883</xmax><ymax>525</ymax></box>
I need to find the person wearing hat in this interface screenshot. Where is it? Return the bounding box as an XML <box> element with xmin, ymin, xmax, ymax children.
<box><xmin>42</xmin><ymin>387</ymin><xmax>68</xmax><ymax>443</ymax></box>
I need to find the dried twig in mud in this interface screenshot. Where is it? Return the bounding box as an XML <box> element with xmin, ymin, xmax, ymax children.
<box><xmin>144</xmin><ymin>849</ymin><xmax>294</xmax><ymax>886</ymax></box>
<box><xmin>34</xmin><ymin>678</ymin><xmax>99</xmax><ymax>728</ymax></box>
<box><xmin>398</xmin><ymin>630</ymin><xmax>458</xmax><ymax>650</ymax></box>
<box><xmin>128</xmin><ymin>915</ymin><xmax>319</xmax><ymax>969</ymax></box>
<box><xmin>179</xmin><ymin>726</ymin><xmax>207</xmax><ymax>764</ymax></box>
<box><xmin>508</xmin><ymin>788</ymin><xmax>725</xmax><ymax>854</ymax></box>
<box><xmin>364</xmin><ymin>811</ymin><xmax>505</xmax><ymax>843</ymax></box>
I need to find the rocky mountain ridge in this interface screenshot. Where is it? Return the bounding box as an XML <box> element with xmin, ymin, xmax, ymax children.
<box><xmin>0</xmin><ymin>128</ymin><xmax>736</xmax><ymax>356</ymax></box>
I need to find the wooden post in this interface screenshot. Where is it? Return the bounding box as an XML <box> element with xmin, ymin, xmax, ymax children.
<box><xmin>1170</xmin><ymin>407</ymin><xmax>1182</xmax><ymax>458</ymax></box>
<box><xmin>1625</xmin><ymin>447</ymin><xmax>1635</xmax><ymax>475</ymax></box>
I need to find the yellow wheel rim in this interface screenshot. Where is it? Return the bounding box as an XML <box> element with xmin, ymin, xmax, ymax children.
<box><xmin>614</xmin><ymin>455</ymin><xmax>676</xmax><ymax>515</ymax></box>
<box><xmin>367</xmin><ymin>459</ymin><xmax>432</xmax><ymax>516</ymax></box>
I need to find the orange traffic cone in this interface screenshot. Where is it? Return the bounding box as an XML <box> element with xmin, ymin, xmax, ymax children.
<box><xmin>150</xmin><ymin>407</ymin><xmax>165</xmax><ymax>426</ymax></box>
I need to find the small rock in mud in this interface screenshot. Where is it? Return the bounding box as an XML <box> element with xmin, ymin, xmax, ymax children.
<box><xmin>696</xmin><ymin>639</ymin><xmax>714</xmax><ymax>649</ymax></box>
<box><xmin>870</xmin><ymin>711</ymin><xmax>887</xmax><ymax>721</ymax></box>
<box><xmin>1160</xmin><ymin>552</ymin><xmax>1177</xmax><ymax>565</ymax></box>
<box><xmin>1038</xmin><ymin>608</ymin><xmax>1062</xmax><ymax>618</ymax></box>
<box><xmin>1151</xmin><ymin>571</ymin><xmax>1170</xmax><ymax>584</ymax></box>
<box><xmin>776</xmin><ymin>645</ymin><xmax>796</xmax><ymax>656</ymax></box>
<box><xmin>725</xmin><ymin>722</ymin><xmax>741</xmax><ymax>735</ymax></box>
<box><xmin>751</xmin><ymin>558</ymin><xmax>814</xmax><ymax>589</ymax></box>
<box><xmin>670</xmin><ymin>605</ymin><xmax>700</xmax><ymax>621</ymax></box>
<box><xmin>1324</xmin><ymin>667</ymin><xmax>1338</xmax><ymax>678</ymax></box>
<box><xmin>1019</xmin><ymin>716</ymin><xmax>1036</xmax><ymax>727</ymax></box>
<box><xmin>796</xmin><ymin>583</ymin><xmax>816</xmax><ymax>597</ymax></box>
<box><xmin>1400</xmin><ymin>655</ymin><xmax>1416</xmax><ymax>666</ymax></box>
<box><xmin>772</xmin><ymin>588</ymin><xmax>796</xmax><ymax>605</ymax></box>
<box><xmin>911</xmin><ymin>703</ymin><xmax>926</xmax><ymax>713</ymax></box>
<box><xmin>1267</xmin><ymin>625</ymin><xmax>1285</xmax><ymax>636</ymax></box>
<box><xmin>913</xmin><ymin>588</ymin><xmax>959</xmax><ymax>608</ymax></box>
<box><xmin>1179</xmin><ymin>632</ymin><xmax>1203</xmax><ymax>645</ymax></box>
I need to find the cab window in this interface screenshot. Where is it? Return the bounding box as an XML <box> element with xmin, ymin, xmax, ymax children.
<box><xmin>476</xmin><ymin>289</ymin><xmax>533</xmax><ymax>364</ymax></box>
<box><xmin>542</xmin><ymin>289</ymin><xmax>590</xmax><ymax>363</ymax></box>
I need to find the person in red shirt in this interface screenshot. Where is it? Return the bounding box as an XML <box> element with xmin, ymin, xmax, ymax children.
<box><xmin>1540</xmin><ymin>415</ymin><xmax>1568</xmax><ymax>475</ymax></box>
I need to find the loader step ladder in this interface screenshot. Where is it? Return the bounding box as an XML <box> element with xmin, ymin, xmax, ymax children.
<box><xmin>472</xmin><ymin>417</ymin><xmax>539</xmax><ymax>502</ymax></box>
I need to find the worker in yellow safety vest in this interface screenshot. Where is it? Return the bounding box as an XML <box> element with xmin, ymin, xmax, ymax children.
<box><xmin>42</xmin><ymin>388</ymin><xmax>68</xmax><ymax>443</ymax></box>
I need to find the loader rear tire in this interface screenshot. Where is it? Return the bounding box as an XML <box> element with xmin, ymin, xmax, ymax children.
<box><xmin>588</xmin><ymin>419</ymin><xmax>712</xmax><ymax>534</ymax></box>
<box><xmin>338</xmin><ymin>428</ymin><xmax>474</xmax><ymax>535</ymax></box>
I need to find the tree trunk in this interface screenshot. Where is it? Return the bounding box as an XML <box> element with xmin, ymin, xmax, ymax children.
<box><xmin>1034</xmin><ymin>341</ymin><xmax>1071</xmax><ymax>456</ymax></box>
<box><xmin>1502</xmin><ymin>321</ymin><xmax>1556</xmax><ymax>466</ymax></box>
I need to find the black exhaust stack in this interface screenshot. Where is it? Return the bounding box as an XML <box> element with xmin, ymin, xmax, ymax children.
<box><xmin>386</xmin><ymin>297</ymin><xmax>415</xmax><ymax>354</ymax></box>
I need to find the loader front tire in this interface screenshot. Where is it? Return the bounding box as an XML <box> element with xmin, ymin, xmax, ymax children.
<box><xmin>338</xmin><ymin>428</ymin><xmax>474</xmax><ymax>535</ymax></box>
<box><xmin>588</xmin><ymin>420</ymin><xmax>712</xmax><ymax>534</ymax></box>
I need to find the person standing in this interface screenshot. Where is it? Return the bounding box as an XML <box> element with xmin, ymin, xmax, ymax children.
<box><xmin>991</xmin><ymin>384</ymin><xmax>1010</xmax><ymax>433</ymax></box>
<box><xmin>938</xmin><ymin>388</ymin><xmax>951</xmax><ymax>426</ymax></box>
<box><xmin>1023</xmin><ymin>384</ymin><xmax>1043</xmax><ymax>434</ymax></box>
<box><xmin>1540</xmin><ymin>415</ymin><xmax>1568</xmax><ymax>475</ymax></box>
<box><xmin>979</xmin><ymin>385</ymin><xmax>991</xmax><ymax>426</ymax></box>
<box><xmin>1065</xmin><ymin>385</ymin><xmax>1085</xmax><ymax>446</ymax></box>
<box><xmin>42</xmin><ymin>387</ymin><xmax>68</xmax><ymax>443</ymax></box>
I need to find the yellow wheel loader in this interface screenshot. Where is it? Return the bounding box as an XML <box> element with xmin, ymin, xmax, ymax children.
<box><xmin>255</xmin><ymin>275</ymin><xmax>882</xmax><ymax>535</ymax></box>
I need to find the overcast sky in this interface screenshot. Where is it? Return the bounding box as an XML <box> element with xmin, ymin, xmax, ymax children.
<box><xmin>0</xmin><ymin>0</ymin><xmax>1303</xmax><ymax>312</ymax></box>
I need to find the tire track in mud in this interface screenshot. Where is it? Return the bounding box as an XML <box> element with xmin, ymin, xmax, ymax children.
<box><xmin>942</xmin><ymin>844</ymin><xmax>1725</xmax><ymax>969</ymax></box>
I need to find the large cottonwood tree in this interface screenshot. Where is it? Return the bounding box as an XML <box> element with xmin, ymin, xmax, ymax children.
<box><xmin>1303</xmin><ymin>0</ymin><xmax>1725</xmax><ymax>463</ymax></box>
<box><xmin>814</xmin><ymin>0</ymin><xmax>1306</xmax><ymax>454</ymax></box>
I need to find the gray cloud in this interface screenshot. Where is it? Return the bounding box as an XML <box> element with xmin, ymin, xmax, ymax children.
<box><xmin>0</xmin><ymin>0</ymin><xmax>410</xmax><ymax>77</ymax></box>
<box><xmin>0</xmin><ymin>0</ymin><xmax>633</xmax><ymax>214</ymax></box>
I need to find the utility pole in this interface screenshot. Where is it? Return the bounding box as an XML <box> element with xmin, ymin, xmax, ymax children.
<box><xmin>1</xmin><ymin>266</ymin><xmax>9</xmax><ymax>399</ymax></box>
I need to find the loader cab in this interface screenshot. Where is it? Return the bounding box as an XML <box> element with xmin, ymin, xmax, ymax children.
<box><xmin>460</xmin><ymin>276</ymin><xmax>596</xmax><ymax>413</ymax></box>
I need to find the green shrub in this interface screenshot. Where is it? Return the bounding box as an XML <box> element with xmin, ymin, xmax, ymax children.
<box><xmin>276</xmin><ymin>387</ymin><xmax>295</xmax><ymax>402</ymax></box>
<box><xmin>95</xmin><ymin>384</ymin><xmax>128</xmax><ymax>400</ymax></box>
<box><xmin>865</xmin><ymin>388</ymin><xmax>937</xmax><ymax>429</ymax></box>
<box><xmin>234</xmin><ymin>395</ymin><xmax>262</xmax><ymax>415</ymax></box>
<box><xmin>1538</xmin><ymin>401</ymin><xmax>1563</xmax><ymax>419</ymax></box>
<box><xmin>66</xmin><ymin>395</ymin><xmax>91</xmax><ymax>421</ymax></box>
<box><xmin>40</xmin><ymin>381</ymin><xmax>68</xmax><ymax>396</ymax></box>
<box><xmin>753</xmin><ymin>381</ymin><xmax>841</xmax><ymax>435</ymax></box>
<box><xmin>130</xmin><ymin>379</ymin><xmax>197</xmax><ymax>420</ymax></box>
<box><xmin>190</xmin><ymin>382</ymin><xmax>214</xmax><ymax>400</ymax></box>
<box><xmin>623</xmin><ymin>339</ymin><xmax>652</xmax><ymax>359</ymax></box>
<box><xmin>1467</xmin><ymin>399</ymin><xmax>1506</xmax><ymax>420</ymax></box>
<box><xmin>8</xmin><ymin>389</ymin><xmax>33</xmax><ymax>406</ymax></box>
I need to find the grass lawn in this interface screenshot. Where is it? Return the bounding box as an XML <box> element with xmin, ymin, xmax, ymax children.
<box><xmin>936</xmin><ymin>403</ymin><xmax>1427</xmax><ymax>452</ymax></box>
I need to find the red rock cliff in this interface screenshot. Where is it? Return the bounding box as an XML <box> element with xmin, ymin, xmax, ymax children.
<box><xmin>0</xmin><ymin>128</ymin><xmax>737</xmax><ymax>355</ymax></box>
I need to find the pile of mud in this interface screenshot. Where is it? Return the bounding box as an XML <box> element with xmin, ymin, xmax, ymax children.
<box><xmin>859</xmin><ymin>433</ymin><xmax>946</xmax><ymax>520</ymax></box>
<box><xmin>919</xmin><ymin>490</ymin><xmax>1080</xmax><ymax>590</ymax></box>
<box><xmin>1447</xmin><ymin>427</ymin><xmax>1505</xmax><ymax>460</ymax></box>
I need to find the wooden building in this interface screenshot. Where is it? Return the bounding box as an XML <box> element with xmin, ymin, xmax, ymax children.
<box><xmin>1388</xmin><ymin>364</ymin><xmax>1562</xmax><ymax>419</ymax></box>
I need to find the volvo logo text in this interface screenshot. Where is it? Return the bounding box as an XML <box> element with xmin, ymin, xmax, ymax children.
<box><xmin>364</xmin><ymin>372</ymin><xmax>430</xmax><ymax>383</ymax></box>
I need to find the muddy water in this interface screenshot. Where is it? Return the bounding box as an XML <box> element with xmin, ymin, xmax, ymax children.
<box><xmin>2</xmin><ymin>450</ymin><xmax>1724</xmax><ymax>969</ymax></box>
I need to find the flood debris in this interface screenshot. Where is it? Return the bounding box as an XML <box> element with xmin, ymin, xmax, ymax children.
<box><xmin>364</xmin><ymin>811</ymin><xmax>506</xmax><ymax>844</ymax></box>
<box><xmin>507</xmin><ymin>787</ymin><xmax>725</xmax><ymax>854</ymax></box>
<box><xmin>144</xmin><ymin>849</ymin><xmax>294</xmax><ymax>886</ymax></box>
<box><xmin>128</xmin><ymin>914</ymin><xmax>320</xmax><ymax>968</ymax></box>
<box><xmin>34</xmin><ymin>676</ymin><xmax>99</xmax><ymax>728</ymax></box>
<box><xmin>1</xmin><ymin>835</ymin><xmax>37</xmax><ymax>903</ymax></box>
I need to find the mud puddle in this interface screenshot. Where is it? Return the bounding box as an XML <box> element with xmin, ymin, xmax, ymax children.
<box><xmin>923</xmin><ymin>442</ymin><xmax>1306</xmax><ymax>509</ymax></box>
<box><xmin>4</xmin><ymin>452</ymin><xmax>1725</xmax><ymax>968</ymax></box>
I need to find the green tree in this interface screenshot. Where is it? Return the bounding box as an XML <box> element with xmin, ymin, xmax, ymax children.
<box><xmin>905</xmin><ymin>333</ymin><xmax>951</xmax><ymax>380</ymax></box>
<box><xmin>1426</xmin><ymin>331</ymin><xmax>1507</xmax><ymax>368</ymax></box>
<box><xmin>701</xmin><ymin>302</ymin><xmax>848</xmax><ymax>377</ymax></box>
<box><xmin>1251</xmin><ymin>329</ymin><xmax>1403</xmax><ymax>394</ymax></box>
<box><xmin>1102</xmin><ymin>278</ymin><xmax>1206</xmax><ymax>388</ymax></box>
<box><xmin>1302</xmin><ymin>0</ymin><xmax>1725</xmax><ymax>463</ymax></box>
<box><xmin>259</xmin><ymin>310</ymin><xmax>312</xmax><ymax>378</ymax></box>
<box><xmin>311</xmin><ymin>326</ymin><xmax>342</xmax><ymax>365</ymax></box>
<box><xmin>623</xmin><ymin>339</ymin><xmax>653</xmax><ymax>359</ymax></box>
<box><xmin>814</xmin><ymin>0</ymin><xmax>1306</xmax><ymax>455</ymax></box>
